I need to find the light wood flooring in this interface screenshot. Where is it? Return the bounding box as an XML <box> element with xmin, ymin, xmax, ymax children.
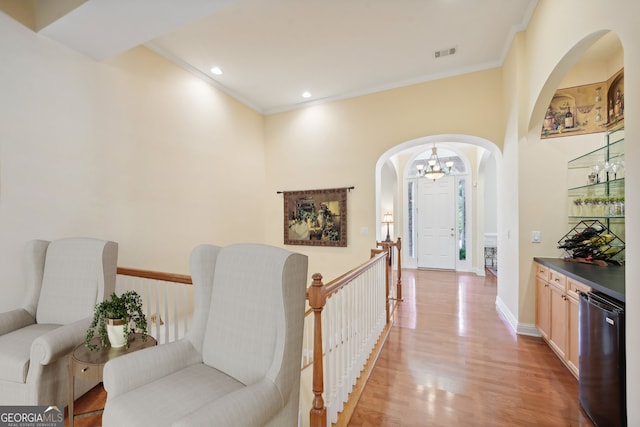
<box><xmin>65</xmin><ymin>269</ymin><xmax>594</xmax><ymax>426</ymax></box>
<box><xmin>348</xmin><ymin>269</ymin><xmax>594</xmax><ymax>427</ymax></box>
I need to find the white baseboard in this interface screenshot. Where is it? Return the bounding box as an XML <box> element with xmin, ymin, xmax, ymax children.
<box><xmin>495</xmin><ymin>296</ymin><xmax>517</xmax><ymax>332</ymax></box>
<box><xmin>516</xmin><ymin>323</ymin><xmax>541</xmax><ymax>337</ymax></box>
<box><xmin>495</xmin><ymin>296</ymin><xmax>541</xmax><ymax>337</ymax></box>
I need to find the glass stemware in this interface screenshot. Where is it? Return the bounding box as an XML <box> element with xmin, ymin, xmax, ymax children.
<box><xmin>608</xmin><ymin>159</ymin><xmax>625</xmax><ymax>180</ymax></box>
<box><xmin>610</xmin><ymin>162</ymin><xmax>620</xmax><ymax>180</ymax></box>
<box><xmin>603</xmin><ymin>161</ymin><xmax>611</xmax><ymax>181</ymax></box>
<box><xmin>592</xmin><ymin>163</ymin><xmax>603</xmax><ymax>183</ymax></box>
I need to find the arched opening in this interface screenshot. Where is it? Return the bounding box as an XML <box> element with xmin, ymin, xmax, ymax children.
<box><xmin>522</xmin><ymin>30</ymin><xmax>627</xmax><ymax>426</ymax></box>
<box><xmin>525</xmin><ymin>30</ymin><xmax>624</xmax><ymax>265</ymax></box>
<box><xmin>376</xmin><ymin>134</ymin><xmax>501</xmax><ymax>275</ymax></box>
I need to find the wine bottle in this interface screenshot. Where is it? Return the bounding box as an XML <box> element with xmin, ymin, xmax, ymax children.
<box><xmin>564</xmin><ymin>107</ymin><xmax>574</xmax><ymax>129</ymax></box>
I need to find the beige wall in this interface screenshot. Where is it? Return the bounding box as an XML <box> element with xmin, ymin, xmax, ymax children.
<box><xmin>0</xmin><ymin>0</ymin><xmax>35</xmax><ymax>29</ymax></box>
<box><xmin>0</xmin><ymin>13</ymin><xmax>265</xmax><ymax>309</ymax></box>
<box><xmin>262</xmin><ymin>70</ymin><xmax>505</xmax><ymax>280</ymax></box>
<box><xmin>1</xmin><ymin>0</ymin><xmax>639</xmax><ymax>422</ymax></box>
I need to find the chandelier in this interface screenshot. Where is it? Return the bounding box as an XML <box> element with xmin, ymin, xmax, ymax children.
<box><xmin>416</xmin><ymin>145</ymin><xmax>454</xmax><ymax>181</ymax></box>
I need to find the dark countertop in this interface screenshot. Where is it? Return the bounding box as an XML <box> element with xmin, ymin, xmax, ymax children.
<box><xmin>534</xmin><ymin>257</ymin><xmax>625</xmax><ymax>303</ymax></box>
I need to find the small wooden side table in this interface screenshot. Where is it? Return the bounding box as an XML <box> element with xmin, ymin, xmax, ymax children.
<box><xmin>68</xmin><ymin>333</ymin><xmax>156</xmax><ymax>427</ymax></box>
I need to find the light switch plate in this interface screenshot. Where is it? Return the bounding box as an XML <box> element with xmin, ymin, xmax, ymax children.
<box><xmin>531</xmin><ymin>231</ymin><xmax>541</xmax><ymax>243</ymax></box>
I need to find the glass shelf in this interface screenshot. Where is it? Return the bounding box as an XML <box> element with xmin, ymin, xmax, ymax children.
<box><xmin>607</xmin><ymin>125</ymin><xmax>625</xmax><ymax>145</ymax></box>
<box><xmin>567</xmin><ymin>139</ymin><xmax>624</xmax><ymax>170</ymax></box>
<box><xmin>565</xmin><ymin>126</ymin><xmax>625</xmax><ymax>263</ymax></box>
<box><xmin>568</xmin><ymin>145</ymin><xmax>607</xmax><ymax>170</ymax></box>
<box><xmin>569</xmin><ymin>215</ymin><xmax>625</xmax><ymax>219</ymax></box>
<box><xmin>609</xmin><ymin>138</ymin><xmax>625</xmax><ymax>164</ymax></box>
<box><xmin>568</xmin><ymin>177</ymin><xmax>624</xmax><ymax>193</ymax></box>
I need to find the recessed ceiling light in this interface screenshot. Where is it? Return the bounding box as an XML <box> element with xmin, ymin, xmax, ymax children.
<box><xmin>302</xmin><ymin>91</ymin><xmax>312</xmax><ymax>99</ymax></box>
<box><xmin>210</xmin><ymin>66</ymin><xmax>223</xmax><ymax>75</ymax></box>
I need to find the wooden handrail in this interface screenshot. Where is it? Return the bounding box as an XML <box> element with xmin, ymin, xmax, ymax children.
<box><xmin>322</xmin><ymin>252</ymin><xmax>387</xmax><ymax>297</ymax></box>
<box><xmin>308</xmin><ymin>240</ymin><xmax>400</xmax><ymax>427</ymax></box>
<box><xmin>117</xmin><ymin>267</ymin><xmax>192</xmax><ymax>285</ymax></box>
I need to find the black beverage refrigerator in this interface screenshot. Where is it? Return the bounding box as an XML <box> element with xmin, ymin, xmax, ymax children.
<box><xmin>578</xmin><ymin>291</ymin><xmax>626</xmax><ymax>427</ymax></box>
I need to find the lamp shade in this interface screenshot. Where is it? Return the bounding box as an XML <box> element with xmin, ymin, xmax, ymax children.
<box><xmin>382</xmin><ymin>212</ymin><xmax>393</xmax><ymax>224</ymax></box>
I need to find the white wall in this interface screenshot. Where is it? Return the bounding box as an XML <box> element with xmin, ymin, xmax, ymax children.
<box><xmin>380</xmin><ymin>161</ymin><xmax>396</xmax><ymax>241</ymax></box>
<box><xmin>482</xmin><ymin>154</ymin><xmax>497</xmax><ymax>234</ymax></box>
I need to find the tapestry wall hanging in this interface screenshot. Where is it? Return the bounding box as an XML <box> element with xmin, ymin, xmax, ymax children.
<box><xmin>282</xmin><ymin>187</ymin><xmax>349</xmax><ymax>247</ymax></box>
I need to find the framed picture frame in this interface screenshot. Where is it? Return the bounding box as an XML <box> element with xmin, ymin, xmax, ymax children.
<box><xmin>283</xmin><ymin>188</ymin><xmax>347</xmax><ymax>247</ymax></box>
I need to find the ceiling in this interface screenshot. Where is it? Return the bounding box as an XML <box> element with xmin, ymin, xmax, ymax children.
<box><xmin>31</xmin><ymin>0</ymin><xmax>539</xmax><ymax>114</ymax></box>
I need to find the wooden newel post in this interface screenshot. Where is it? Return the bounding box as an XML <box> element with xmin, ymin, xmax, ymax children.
<box><xmin>376</xmin><ymin>241</ymin><xmax>392</xmax><ymax>323</ymax></box>
<box><xmin>308</xmin><ymin>273</ymin><xmax>327</xmax><ymax>427</ymax></box>
<box><xmin>396</xmin><ymin>237</ymin><xmax>402</xmax><ymax>301</ymax></box>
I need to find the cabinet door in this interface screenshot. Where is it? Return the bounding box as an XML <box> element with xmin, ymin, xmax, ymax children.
<box><xmin>548</xmin><ymin>269</ymin><xmax>567</xmax><ymax>290</ymax></box>
<box><xmin>535</xmin><ymin>263</ymin><xmax>549</xmax><ymax>281</ymax></box>
<box><xmin>536</xmin><ymin>276</ymin><xmax>550</xmax><ymax>340</ymax></box>
<box><xmin>566</xmin><ymin>278</ymin><xmax>591</xmax><ymax>378</ymax></box>
<box><xmin>566</xmin><ymin>295</ymin><xmax>580</xmax><ymax>378</ymax></box>
<box><xmin>549</xmin><ymin>283</ymin><xmax>567</xmax><ymax>359</ymax></box>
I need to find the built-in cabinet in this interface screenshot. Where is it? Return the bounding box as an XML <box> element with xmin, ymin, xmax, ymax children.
<box><xmin>537</xmin><ymin>126</ymin><xmax>625</xmax><ymax>379</ymax></box>
<box><xmin>535</xmin><ymin>262</ymin><xmax>591</xmax><ymax>378</ymax></box>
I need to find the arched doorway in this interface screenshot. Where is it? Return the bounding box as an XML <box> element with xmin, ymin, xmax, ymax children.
<box><xmin>375</xmin><ymin>134</ymin><xmax>501</xmax><ymax>275</ymax></box>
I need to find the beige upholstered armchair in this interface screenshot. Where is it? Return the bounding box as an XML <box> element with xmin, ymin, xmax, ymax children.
<box><xmin>0</xmin><ymin>238</ymin><xmax>118</xmax><ymax>406</ymax></box>
<box><xmin>102</xmin><ymin>243</ymin><xmax>308</xmax><ymax>427</ymax></box>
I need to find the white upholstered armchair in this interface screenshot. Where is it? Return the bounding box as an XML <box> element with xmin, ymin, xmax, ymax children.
<box><xmin>102</xmin><ymin>243</ymin><xmax>308</xmax><ymax>427</ymax></box>
<box><xmin>0</xmin><ymin>238</ymin><xmax>118</xmax><ymax>406</ymax></box>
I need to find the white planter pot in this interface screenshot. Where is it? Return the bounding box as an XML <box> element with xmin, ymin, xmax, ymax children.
<box><xmin>107</xmin><ymin>319</ymin><xmax>127</xmax><ymax>348</ymax></box>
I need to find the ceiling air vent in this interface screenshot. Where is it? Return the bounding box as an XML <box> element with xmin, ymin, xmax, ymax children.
<box><xmin>434</xmin><ymin>46</ymin><xmax>457</xmax><ymax>59</ymax></box>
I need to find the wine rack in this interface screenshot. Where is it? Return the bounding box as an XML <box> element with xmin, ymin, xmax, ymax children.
<box><xmin>557</xmin><ymin>219</ymin><xmax>625</xmax><ymax>264</ymax></box>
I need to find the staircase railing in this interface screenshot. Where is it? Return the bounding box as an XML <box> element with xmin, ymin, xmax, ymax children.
<box><xmin>306</xmin><ymin>239</ymin><xmax>401</xmax><ymax>427</ymax></box>
<box><xmin>115</xmin><ymin>239</ymin><xmax>402</xmax><ymax>427</ymax></box>
<box><xmin>116</xmin><ymin>268</ymin><xmax>193</xmax><ymax>344</ymax></box>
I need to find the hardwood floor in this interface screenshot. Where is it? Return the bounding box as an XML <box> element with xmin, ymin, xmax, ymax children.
<box><xmin>348</xmin><ymin>269</ymin><xmax>594</xmax><ymax>427</ymax></box>
<box><xmin>64</xmin><ymin>384</ymin><xmax>106</xmax><ymax>427</ymax></box>
<box><xmin>65</xmin><ymin>268</ymin><xmax>593</xmax><ymax>426</ymax></box>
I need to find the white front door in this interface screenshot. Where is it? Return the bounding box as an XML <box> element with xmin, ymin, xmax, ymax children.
<box><xmin>417</xmin><ymin>175</ymin><xmax>456</xmax><ymax>269</ymax></box>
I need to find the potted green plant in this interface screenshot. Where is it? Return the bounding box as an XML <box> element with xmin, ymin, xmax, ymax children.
<box><xmin>85</xmin><ymin>291</ymin><xmax>148</xmax><ymax>351</ymax></box>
